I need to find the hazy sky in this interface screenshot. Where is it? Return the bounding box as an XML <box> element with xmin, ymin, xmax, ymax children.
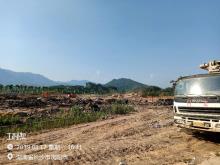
<box><xmin>0</xmin><ymin>0</ymin><xmax>219</xmax><ymax>87</ymax></box>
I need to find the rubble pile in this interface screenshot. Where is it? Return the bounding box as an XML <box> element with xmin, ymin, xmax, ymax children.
<box><xmin>0</xmin><ymin>93</ymin><xmax>173</xmax><ymax>119</ymax></box>
<box><xmin>6</xmin><ymin>98</ymin><xmax>46</xmax><ymax>108</ymax></box>
<box><xmin>153</xmin><ymin>99</ymin><xmax>173</xmax><ymax>106</ymax></box>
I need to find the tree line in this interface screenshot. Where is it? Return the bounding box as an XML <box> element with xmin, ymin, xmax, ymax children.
<box><xmin>140</xmin><ymin>86</ymin><xmax>174</xmax><ymax>97</ymax></box>
<box><xmin>0</xmin><ymin>83</ymin><xmax>173</xmax><ymax>96</ymax></box>
<box><xmin>0</xmin><ymin>83</ymin><xmax>117</xmax><ymax>95</ymax></box>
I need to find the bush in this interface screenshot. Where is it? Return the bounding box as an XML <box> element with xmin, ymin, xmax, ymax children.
<box><xmin>110</xmin><ymin>104</ymin><xmax>134</xmax><ymax>115</ymax></box>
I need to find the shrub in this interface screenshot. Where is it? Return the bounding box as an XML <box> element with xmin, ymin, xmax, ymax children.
<box><xmin>110</xmin><ymin>104</ymin><xmax>134</xmax><ymax>115</ymax></box>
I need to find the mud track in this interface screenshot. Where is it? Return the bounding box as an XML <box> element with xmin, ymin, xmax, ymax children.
<box><xmin>1</xmin><ymin>106</ymin><xmax>220</xmax><ymax>165</ymax></box>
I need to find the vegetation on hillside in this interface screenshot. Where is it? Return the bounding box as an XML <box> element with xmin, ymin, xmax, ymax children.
<box><xmin>105</xmin><ymin>78</ymin><xmax>148</xmax><ymax>92</ymax></box>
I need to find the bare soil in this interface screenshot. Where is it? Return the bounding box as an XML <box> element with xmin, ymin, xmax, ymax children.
<box><xmin>1</xmin><ymin>104</ymin><xmax>220</xmax><ymax>165</ymax></box>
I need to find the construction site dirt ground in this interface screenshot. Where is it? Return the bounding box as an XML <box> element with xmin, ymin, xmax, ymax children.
<box><xmin>1</xmin><ymin>105</ymin><xmax>220</xmax><ymax>165</ymax></box>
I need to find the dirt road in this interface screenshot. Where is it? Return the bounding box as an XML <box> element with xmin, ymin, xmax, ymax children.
<box><xmin>1</xmin><ymin>106</ymin><xmax>220</xmax><ymax>165</ymax></box>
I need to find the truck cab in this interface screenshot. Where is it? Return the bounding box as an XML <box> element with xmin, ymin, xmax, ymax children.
<box><xmin>173</xmin><ymin>61</ymin><xmax>220</xmax><ymax>132</ymax></box>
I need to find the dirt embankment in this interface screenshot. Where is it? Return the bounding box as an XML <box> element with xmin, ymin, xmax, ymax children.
<box><xmin>1</xmin><ymin>105</ymin><xmax>220</xmax><ymax>165</ymax></box>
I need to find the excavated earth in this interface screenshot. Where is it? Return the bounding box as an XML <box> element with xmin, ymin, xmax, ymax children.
<box><xmin>0</xmin><ymin>94</ymin><xmax>220</xmax><ymax>165</ymax></box>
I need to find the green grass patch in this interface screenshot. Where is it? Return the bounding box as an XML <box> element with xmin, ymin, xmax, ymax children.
<box><xmin>0</xmin><ymin>115</ymin><xmax>21</xmax><ymax>125</ymax></box>
<box><xmin>0</xmin><ymin>104</ymin><xmax>135</xmax><ymax>137</ymax></box>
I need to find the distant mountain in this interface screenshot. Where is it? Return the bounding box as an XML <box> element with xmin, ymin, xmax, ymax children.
<box><xmin>0</xmin><ymin>68</ymin><xmax>158</xmax><ymax>91</ymax></box>
<box><xmin>0</xmin><ymin>68</ymin><xmax>56</xmax><ymax>86</ymax></box>
<box><xmin>66</xmin><ymin>80</ymin><xmax>89</xmax><ymax>86</ymax></box>
<box><xmin>105</xmin><ymin>78</ymin><xmax>148</xmax><ymax>92</ymax></box>
<box><xmin>0</xmin><ymin>68</ymin><xmax>89</xmax><ymax>86</ymax></box>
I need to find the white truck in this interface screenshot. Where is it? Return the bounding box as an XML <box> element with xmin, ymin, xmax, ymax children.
<box><xmin>173</xmin><ymin>60</ymin><xmax>220</xmax><ymax>132</ymax></box>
